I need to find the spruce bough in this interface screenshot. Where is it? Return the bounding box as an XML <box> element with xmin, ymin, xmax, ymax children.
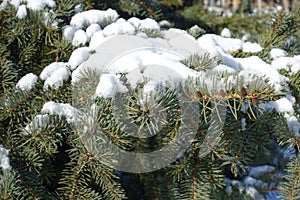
<box><xmin>0</xmin><ymin>1</ymin><xmax>299</xmax><ymax>199</ymax></box>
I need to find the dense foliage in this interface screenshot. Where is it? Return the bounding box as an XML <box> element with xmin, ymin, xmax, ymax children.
<box><xmin>0</xmin><ymin>0</ymin><xmax>299</xmax><ymax>199</ymax></box>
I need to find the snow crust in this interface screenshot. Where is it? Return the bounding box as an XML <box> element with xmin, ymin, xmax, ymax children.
<box><xmin>16</xmin><ymin>73</ymin><xmax>38</xmax><ymax>91</ymax></box>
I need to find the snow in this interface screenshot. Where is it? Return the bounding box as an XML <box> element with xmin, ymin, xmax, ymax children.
<box><xmin>68</xmin><ymin>47</ymin><xmax>90</xmax><ymax>70</ymax></box>
<box><xmin>43</xmin><ymin>11</ymin><xmax>58</xmax><ymax>28</ymax></box>
<box><xmin>102</xmin><ymin>18</ymin><xmax>136</xmax><ymax>36</ymax></box>
<box><xmin>63</xmin><ymin>25</ymin><xmax>78</xmax><ymax>42</ymax></box>
<box><xmin>221</xmin><ymin>28</ymin><xmax>231</xmax><ymax>38</ymax></box>
<box><xmin>74</xmin><ymin>4</ymin><xmax>82</xmax><ymax>12</ymax></box>
<box><xmin>41</xmin><ymin>101</ymin><xmax>79</xmax><ymax>123</ymax></box>
<box><xmin>138</xmin><ymin>81</ymin><xmax>165</xmax><ymax>110</ymax></box>
<box><xmin>0</xmin><ymin>145</ymin><xmax>10</xmax><ymax>170</ymax></box>
<box><xmin>26</xmin><ymin>0</ymin><xmax>46</xmax><ymax>11</ymax></box>
<box><xmin>245</xmin><ymin>186</ymin><xmax>265</xmax><ymax>200</ymax></box>
<box><xmin>291</xmin><ymin>62</ymin><xmax>300</xmax><ymax>74</ymax></box>
<box><xmin>212</xmin><ymin>64</ymin><xmax>237</xmax><ymax>73</ymax></box>
<box><xmin>166</xmin><ymin>28</ymin><xmax>196</xmax><ymax>42</ymax></box>
<box><xmin>139</xmin><ymin>18</ymin><xmax>160</xmax><ymax>30</ymax></box>
<box><xmin>8</xmin><ymin>0</ymin><xmax>22</xmax><ymax>8</ymax></box>
<box><xmin>89</xmin><ymin>31</ymin><xmax>110</xmax><ymax>51</ymax></box>
<box><xmin>1</xmin><ymin>0</ymin><xmax>53</xmax><ymax>10</ymax></box>
<box><xmin>266</xmin><ymin>190</ymin><xmax>281</xmax><ymax>200</ymax></box>
<box><xmin>72</xmin><ymin>29</ymin><xmax>88</xmax><ymax>46</ymax></box>
<box><xmin>271</xmin><ymin>56</ymin><xmax>300</xmax><ymax>75</ymax></box>
<box><xmin>159</xmin><ymin>20</ymin><xmax>171</xmax><ymax>28</ymax></box>
<box><xmin>270</xmin><ymin>48</ymin><xmax>287</xmax><ymax>59</ymax></box>
<box><xmin>44</xmin><ymin>0</ymin><xmax>56</xmax><ymax>8</ymax></box>
<box><xmin>24</xmin><ymin>114</ymin><xmax>50</xmax><ymax>134</ymax></box>
<box><xmin>248</xmin><ymin>165</ymin><xmax>275</xmax><ymax>177</ymax></box>
<box><xmin>16</xmin><ymin>73</ymin><xmax>38</xmax><ymax>91</ymax></box>
<box><xmin>2</xmin><ymin>0</ymin><xmax>56</xmax><ymax>17</ymax></box>
<box><xmin>141</xmin><ymin>81</ymin><xmax>159</xmax><ymax>98</ymax></box>
<box><xmin>44</xmin><ymin>66</ymin><xmax>70</xmax><ymax>89</ymax></box>
<box><xmin>16</xmin><ymin>4</ymin><xmax>27</xmax><ymax>19</ymax></box>
<box><xmin>260</xmin><ymin>97</ymin><xmax>294</xmax><ymax>114</ymax></box>
<box><xmin>235</xmin><ymin>56</ymin><xmax>286</xmax><ymax>93</ymax></box>
<box><xmin>128</xmin><ymin>17</ymin><xmax>160</xmax><ymax>30</ymax></box>
<box><xmin>242</xmin><ymin>42</ymin><xmax>263</xmax><ymax>53</ymax></box>
<box><xmin>3</xmin><ymin>0</ymin><xmax>57</xmax><ymax>19</ymax></box>
<box><xmin>69</xmin><ymin>11</ymin><xmax>94</xmax><ymax>29</ymax></box>
<box><xmin>241</xmin><ymin>33</ymin><xmax>250</xmax><ymax>41</ymax></box>
<box><xmin>70</xmin><ymin>9</ymin><xmax>118</xmax><ymax>29</ymax></box>
<box><xmin>225</xmin><ymin>178</ymin><xmax>267</xmax><ymax>199</ymax></box>
<box><xmin>105</xmin><ymin>48</ymin><xmax>196</xmax><ymax>90</ymax></box>
<box><xmin>127</xmin><ymin>17</ymin><xmax>141</xmax><ymax>28</ymax></box>
<box><xmin>259</xmin><ymin>97</ymin><xmax>300</xmax><ymax>135</ymax></box>
<box><xmin>40</xmin><ymin>62</ymin><xmax>65</xmax><ymax>80</ymax></box>
<box><xmin>3</xmin><ymin>3</ymin><xmax>300</xmax><ymax>199</ymax></box>
<box><xmin>108</xmin><ymin>49</ymin><xmax>191</xmax><ymax>75</ymax></box>
<box><xmin>197</xmin><ymin>34</ymin><xmax>243</xmax><ymax>71</ymax></box>
<box><xmin>81</xmin><ymin>29</ymin><xmax>203</xmax><ymax>83</ymax></box>
<box><xmin>40</xmin><ymin>62</ymin><xmax>70</xmax><ymax>89</ymax></box>
<box><xmin>284</xmin><ymin>113</ymin><xmax>300</xmax><ymax>136</ymax></box>
<box><xmin>86</xmin><ymin>24</ymin><xmax>101</xmax><ymax>38</ymax></box>
<box><xmin>198</xmin><ymin>34</ymin><xmax>242</xmax><ymax>53</ymax></box>
<box><xmin>94</xmin><ymin>74</ymin><xmax>128</xmax><ymax>98</ymax></box>
<box><xmin>44</xmin><ymin>5</ymin><xmax>300</xmax><ymax>145</ymax></box>
<box><xmin>189</xmin><ymin>25</ymin><xmax>204</xmax><ymax>37</ymax></box>
<box><xmin>77</xmin><ymin>29</ymin><xmax>203</xmax><ymax>103</ymax></box>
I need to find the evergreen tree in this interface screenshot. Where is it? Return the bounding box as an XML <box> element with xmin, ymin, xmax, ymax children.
<box><xmin>0</xmin><ymin>0</ymin><xmax>299</xmax><ymax>200</ymax></box>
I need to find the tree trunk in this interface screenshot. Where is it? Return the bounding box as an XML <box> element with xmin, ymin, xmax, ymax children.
<box><xmin>283</xmin><ymin>0</ymin><xmax>290</xmax><ymax>11</ymax></box>
<box><xmin>232</xmin><ymin>0</ymin><xmax>240</xmax><ymax>12</ymax></box>
<box><xmin>203</xmin><ymin>0</ymin><xmax>209</xmax><ymax>8</ymax></box>
<box><xmin>292</xmin><ymin>0</ymin><xmax>299</xmax><ymax>10</ymax></box>
<box><xmin>257</xmin><ymin>0</ymin><xmax>262</xmax><ymax>16</ymax></box>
